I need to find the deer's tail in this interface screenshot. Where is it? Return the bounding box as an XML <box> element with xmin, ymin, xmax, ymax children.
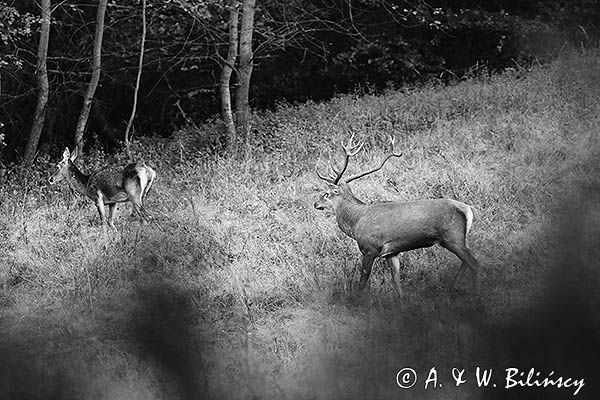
<box><xmin>450</xmin><ymin>200</ymin><xmax>474</xmax><ymax>238</ymax></box>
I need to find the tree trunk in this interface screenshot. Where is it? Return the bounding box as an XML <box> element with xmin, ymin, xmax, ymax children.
<box><xmin>220</xmin><ymin>0</ymin><xmax>240</xmax><ymax>151</ymax></box>
<box><xmin>24</xmin><ymin>0</ymin><xmax>51</xmax><ymax>166</ymax></box>
<box><xmin>124</xmin><ymin>0</ymin><xmax>147</xmax><ymax>160</ymax></box>
<box><xmin>74</xmin><ymin>0</ymin><xmax>108</xmax><ymax>154</ymax></box>
<box><xmin>235</xmin><ymin>0</ymin><xmax>256</xmax><ymax>139</ymax></box>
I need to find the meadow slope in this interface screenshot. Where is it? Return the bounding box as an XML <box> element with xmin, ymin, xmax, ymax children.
<box><xmin>1</xmin><ymin>50</ymin><xmax>600</xmax><ymax>399</ymax></box>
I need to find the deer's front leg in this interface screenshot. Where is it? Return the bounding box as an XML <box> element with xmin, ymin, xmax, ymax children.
<box><xmin>107</xmin><ymin>203</ymin><xmax>118</xmax><ymax>231</ymax></box>
<box><xmin>388</xmin><ymin>255</ymin><xmax>403</xmax><ymax>297</ymax></box>
<box><xmin>357</xmin><ymin>253</ymin><xmax>376</xmax><ymax>291</ymax></box>
<box><xmin>95</xmin><ymin>195</ymin><xmax>107</xmax><ymax>230</ymax></box>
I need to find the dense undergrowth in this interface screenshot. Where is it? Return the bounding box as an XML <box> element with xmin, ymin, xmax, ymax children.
<box><xmin>1</xmin><ymin>49</ymin><xmax>600</xmax><ymax>399</ymax></box>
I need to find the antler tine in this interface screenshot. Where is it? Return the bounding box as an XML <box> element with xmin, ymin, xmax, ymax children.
<box><xmin>330</xmin><ymin>160</ymin><xmax>341</xmax><ymax>175</ymax></box>
<box><xmin>315</xmin><ymin>169</ymin><xmax>334</xmax><ymax>184</ymax></box>
<box><xmin>315</xmin><ymin>161</ymin><xmax>335</xmax><ymax>184</ymax></box>
<box><xmin>345</xmin><ymin>136</ymin><xmax>402</xmax><ymax>183</ymax></box>
<box><xmin>327</xmin><ymin>160</ymin><xmax>340</xmax><ymax>177</ymax></box>
<box><xmin>389</xmin><ymin>135</ymin><xmax>396</xmax><ymax>150</ymax></box>
<box><xmin>331</xmin><ymin>133</ymin><xmax>364</xmax><ymax>184</ymax></box>
<box><xmin>341</xmin><ymin>132</ymin><xmax>364</xmax><ymax>156</ymax></box>
<box><xmin>316</xmin><ymin>133</ymin><xmax>366</xmax><ymax>185</ymax></box>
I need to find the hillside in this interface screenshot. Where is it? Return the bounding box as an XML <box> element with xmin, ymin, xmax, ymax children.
<box><xmin>1</xmin><ymin>50</ymin><xmax>600</xmax><ymax>399</ymax></box>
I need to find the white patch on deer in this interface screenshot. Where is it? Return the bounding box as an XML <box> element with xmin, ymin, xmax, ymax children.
<box><xmin>135</xmin><ymin>165</ymin><xmax>149</xmax><ymax>192</ymax></box>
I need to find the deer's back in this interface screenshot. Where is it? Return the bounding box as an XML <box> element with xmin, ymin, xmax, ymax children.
<box><xmin>87</xmin><ymin>167</ymin><xmax>129</xmax><ymax>202</ymax></box>
<box><xmin>353</xmin><ymin>199</ymin><xmax>467</xmax><ymax>252</ymax></box>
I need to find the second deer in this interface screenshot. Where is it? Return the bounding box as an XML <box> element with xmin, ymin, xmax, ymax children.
<box><xmin>314</xmin><ymin>135</ymin><xmax>480</xmax><ymax>297</ymax></box>
<box><xmin>49</xmin><ymin>147</ymin><xmax>156</xmax><ymax>231</ymax></box>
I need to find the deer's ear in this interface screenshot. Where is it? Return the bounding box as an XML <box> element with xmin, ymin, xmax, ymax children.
<box><xmin>62</xmin><ymin>147</ymin><xmax>70</xmax><ymax>161</ymax></box>
<box><xmin>69</xmin><ymin>146</ymin><xmax>79</xmax><ymax>161</ymax></box>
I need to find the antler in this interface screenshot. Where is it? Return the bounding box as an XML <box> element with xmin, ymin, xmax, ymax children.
<box><xmin>345</xmin><ymin>136</ymin><xmax>402</xmax><ymax>183</ymax></box>
<box><xmin>316</xmin><ymin>133</ymin><xmax>364</xmax><ymax>185</ymax></box>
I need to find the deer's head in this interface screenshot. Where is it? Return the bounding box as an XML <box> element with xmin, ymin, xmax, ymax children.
<box><xmin>314</xmin><ymin>184</ymin><xmax>345</xmax><ymax>214</ymax></box>
<box><xmin>49</xmin><ymin>147</ymin><xmax>78</xmax><ymax>184</ymax></box>
<box><xmin>314</xmin><ymin>134</ymin><xmax>401</xmax><ymax>213</ymax></box>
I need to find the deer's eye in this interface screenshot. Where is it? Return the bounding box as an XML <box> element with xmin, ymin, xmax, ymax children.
<box><xmin>323</xmin><ymin>193</ymin><xmax>330</xmax><ymax>199</ymax></box>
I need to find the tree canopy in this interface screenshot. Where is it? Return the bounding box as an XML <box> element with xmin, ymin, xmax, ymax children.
<box><xmin>0</xmin><ymin>0</ymin><xmax>598</xmax><ymax>162</ymax></box>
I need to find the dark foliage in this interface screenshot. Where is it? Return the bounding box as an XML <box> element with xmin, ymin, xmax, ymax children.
<box><xmin>1</xmin><ymin>0</ymin><xmax>599</xmax><ymax>162</ymax></box>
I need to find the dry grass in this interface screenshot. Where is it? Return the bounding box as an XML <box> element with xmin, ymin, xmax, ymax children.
<box><xmin>1</xmin><ymin>49</ymin><xmax>600</xmax><ymax>399</ymax></box>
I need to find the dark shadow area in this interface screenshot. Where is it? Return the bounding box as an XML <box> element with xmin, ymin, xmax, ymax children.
<box><xmin>129</xmin><ymin>284</ymin><xmax>210</xmax><ymax>400</ymax></box>
<box><xmin>483</xmin><ymin>187</ymin><xmax>600</xmax><ymax>399</ymax></box>
<box><xmin>0</xmin><ymin>216</ymin><xmax>230</xmax><ymax>400</ymax></box>
<box><xmin>0</xmin><ymin>340</ymin><xmax>78</xmax><ymax>400</ymax></box>
<box><xmin>0</xmin><ymin>286</ymin><xmax>214</xmax><ymax>400</ymax></box>
<box><xmin>103</xmin><ymin>217</ymin><xmax>232</xmax><ymax>400</ymax></box>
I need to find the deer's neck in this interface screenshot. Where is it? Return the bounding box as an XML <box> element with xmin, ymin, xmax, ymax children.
<box><xmin>335</xmin><ymin>190</ymin><xmax>366</xmax><ymax>239</ymax></box>
<box><xmin>66</xmin><ymin>163</ymin><xmax>92</xmax><ymax>198</ymax></box>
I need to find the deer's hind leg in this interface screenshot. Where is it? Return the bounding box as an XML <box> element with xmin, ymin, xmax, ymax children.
<box><xmin>124</xmin><ymin>177</ymin><xmax>150</xmax><ymax>222</ymax></box>
<box><xmin>440</xmin><ymin>236</ymin><xmax>480</xmax><ymax>296</ymax></box>
<box><xmin>142</xmin><ymin>167</ymin><xmax>156</xmax><ymax>203</ymax></box>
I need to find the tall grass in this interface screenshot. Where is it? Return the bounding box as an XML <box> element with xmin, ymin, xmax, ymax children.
<box><xmin>1</xmin><ymin>49</ymin><xmax>600</xmax><ymax>399</ymax></box>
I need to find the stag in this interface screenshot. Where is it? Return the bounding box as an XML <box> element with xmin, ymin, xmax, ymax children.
<box><xmin>314</xmin><ymin>135</ymin><xmax>480</xmax><ymax>297</ymax></box>
<box><xmin>49</xmin><ymin>147</ymin><xmax>156</xmax><ymax>231</ymax></box>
